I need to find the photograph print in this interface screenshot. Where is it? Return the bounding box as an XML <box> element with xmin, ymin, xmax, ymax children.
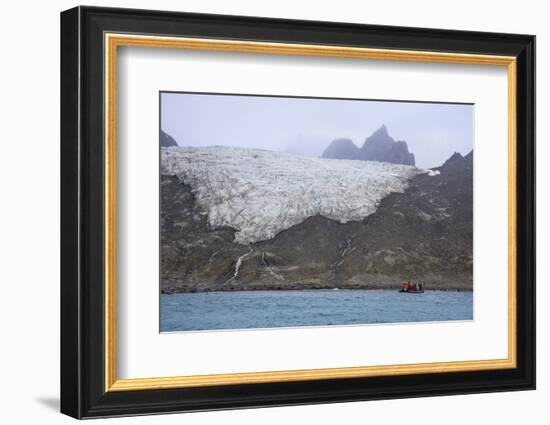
<box><xmin>160</xmin><ymin>92</ymin><xmax>474</xmax><ymax>332</ymax></box>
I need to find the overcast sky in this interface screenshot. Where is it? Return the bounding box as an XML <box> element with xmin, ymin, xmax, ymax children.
<box><xmin>161</xmin><ymin>92</ymin><xmax>473</xmax><ymax>169</ymax></box>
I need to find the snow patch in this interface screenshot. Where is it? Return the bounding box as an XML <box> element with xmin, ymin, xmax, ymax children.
<box><xmin>162</xmin><ymin>146</ymin><xmax>423</xmax><ymax>244</ymax></box>
<box><xmin>427</xmin><ymin>169</ymin><xmax>440</xmax><ymax>176</ymax></box>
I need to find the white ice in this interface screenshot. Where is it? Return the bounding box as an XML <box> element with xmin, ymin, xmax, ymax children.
<box><xmin>161</xmin><ymin>146</ymin><xmax>423</xmax><ymax>244</ymax></box>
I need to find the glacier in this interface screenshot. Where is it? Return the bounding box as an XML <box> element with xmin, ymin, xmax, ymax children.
<box><xmin>161</xmin><ymin>146</ymin><xmax>424</xmax><ymax>244</ymax></box>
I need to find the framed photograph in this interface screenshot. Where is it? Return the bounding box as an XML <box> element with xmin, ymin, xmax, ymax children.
<box><xmin>60</xmin><ymin>6</ymin><xmax>535</xmax><ymax>419</ymax></box>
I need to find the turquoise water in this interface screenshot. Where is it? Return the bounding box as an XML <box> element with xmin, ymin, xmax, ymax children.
<box><xmin>160</xmin><ymin>289</ymin><xmax>473</xmax><ymax>332</ymax></box>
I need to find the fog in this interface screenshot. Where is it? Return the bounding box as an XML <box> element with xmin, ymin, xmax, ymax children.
<box><xmin>161</xmin><ymin>92</ymin><xmax>473</xmax><ymax>169</ymax></box>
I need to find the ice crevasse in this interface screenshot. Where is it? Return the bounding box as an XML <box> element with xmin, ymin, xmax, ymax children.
<box><xmin>161</xmin><ymin>146</ymin><xmax>425</xmax><ymax>244</ymax></box>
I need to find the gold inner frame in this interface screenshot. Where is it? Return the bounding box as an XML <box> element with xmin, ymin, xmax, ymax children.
<box><xmin>104</xmin><ymin>33</ymin><xmax>517</xmax><ymax>392</ymax></box>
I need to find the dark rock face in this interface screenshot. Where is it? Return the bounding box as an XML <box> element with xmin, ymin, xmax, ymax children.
<box><xmin>160</xmin><ymin>130</ymin><xmax>179</xmax><ymax>147</ymax></box>
<box><xmin>160</xmin><ymin>175</ymin><xmax>244</xmax><ymax>291</ymax></box>
<box><xmin>362</xmin><ymin>125</ymin><xmax>415</xmax><ymax>165</ymax></box>
<box><xmin>160</xmin><ymin>151</ymin><xmax>473</xmax><ymax>293</ymax></box>
<box><xmin>322</xmin><ymin>125</ymin><xmax>415</xmax><ymax>166</ymax></box>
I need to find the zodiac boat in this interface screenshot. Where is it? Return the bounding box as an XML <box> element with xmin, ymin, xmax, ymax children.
<box><xmin>399</xmin><ymin>282</ymin><xmax>425</xmax><ymax>293</ymax></box>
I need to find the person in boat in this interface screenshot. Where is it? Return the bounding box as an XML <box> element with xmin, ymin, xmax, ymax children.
<box><xmin>401</xmin><ymin>281</ymin><xmax>423</xmax><ymax>292</ymax></box>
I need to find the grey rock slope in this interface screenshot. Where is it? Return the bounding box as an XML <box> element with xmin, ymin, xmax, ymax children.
<box><xmin>160</xmin><ymin>130</ymin><xmax>179</xmax><ymax>147</ymax></box>
<box><xmin>161</xmin><ymin>150</ymin><xmax>473</xmax><ymax>293</ymax></box>
<box><xmin>322</xmin><ymin>125</ymin><xmax>416</xmax><ymax>166</ymax></box>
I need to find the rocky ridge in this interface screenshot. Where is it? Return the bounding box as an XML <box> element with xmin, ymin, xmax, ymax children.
<box><xmin>322</xmin><ymin>125</ymin><xmax>416</xmax><ymax>166</ymax></box>
<box><xmin>160</xmin><ymin>130</ymin><xmax>179</xmax><ymax>147</ymax></box>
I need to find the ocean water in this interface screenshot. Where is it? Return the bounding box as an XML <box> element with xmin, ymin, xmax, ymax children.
<box><xmin>160</xmin><ymin>289</ymin><xmax>473</xmax><ymax>332</ymax></box>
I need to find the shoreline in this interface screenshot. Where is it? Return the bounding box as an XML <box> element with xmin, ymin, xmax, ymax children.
<box><xmin>161</xmin><ymin>285</ymin><xmax>473</xmax><ymax>294</ymax></box>
<box><xmin>161</xmin><ymin>274</ymin><xmax>472</xmax><ymax>294</ymax></box>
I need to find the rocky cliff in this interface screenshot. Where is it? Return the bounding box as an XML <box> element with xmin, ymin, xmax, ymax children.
<box><xmin>160</xmin><ymin>130</ymin><xmax>179</xmax><ymax>147</ymax></box>
<box><xmin>160</xmin><ymin>146</ymin><xmax>472</xmax><ymax>293</ymax></box>
<box><xmin>322</xmin><ymin>125</ymin><xmax>415</xmax><ymax>166</ymax></box>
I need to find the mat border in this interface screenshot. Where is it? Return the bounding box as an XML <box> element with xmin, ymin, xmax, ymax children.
<box><xmin>104</xmin><ymin>33</ymin><xmax>517</xmax><ymax>392</ymax></box>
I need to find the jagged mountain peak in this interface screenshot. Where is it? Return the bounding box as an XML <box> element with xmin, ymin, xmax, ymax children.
<box><xmin>440</xmin><ymin>151</ymin><xmax>466</xmax><ymax>168</ymax></box>
<box><xmin>361</xmin><ymin>125</ymin><xmax>415</xmax><ymax>166</ymax></box>
<box><xmin>445</xmin><ymin>151</ymin><xmax>464</xmax><ymax>162</ymax></box>
<box><xmin>436</xmin><ymin>150</ymin><xmax>473</xmax><ymax>175</ymax></box>
<box><xmin>322</xmin><ymin>125</ymin><xmax>415</xmax><ymax>166</ymax></box>
<box><xmin>371</xmin><ymin>124</ymin><xmax>390</xmax><ymax>138</ymax></box>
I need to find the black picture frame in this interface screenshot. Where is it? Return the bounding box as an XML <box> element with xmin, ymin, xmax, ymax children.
<box><xmin>61</xmin><ymin>5</ymin><xmax>535</xmax><ymax>419</ymax></box>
